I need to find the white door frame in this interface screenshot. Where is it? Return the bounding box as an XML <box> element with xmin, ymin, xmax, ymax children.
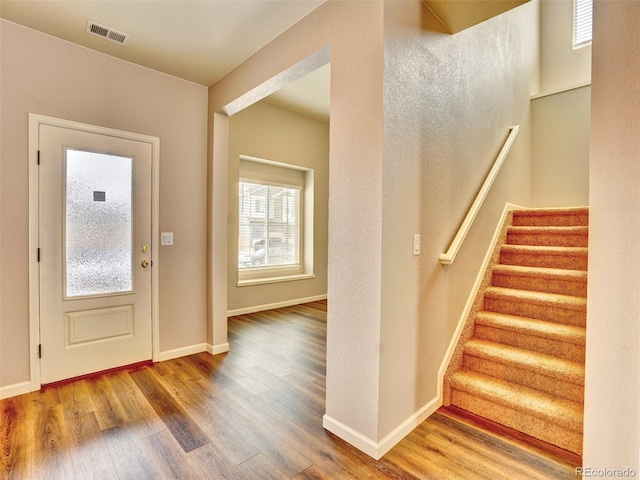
<box><xmin>28</xmin><ymin>113</ymin><xmax>160</xmax><ymax>389</ymax></box>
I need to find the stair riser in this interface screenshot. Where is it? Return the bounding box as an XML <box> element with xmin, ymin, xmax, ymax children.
<box><xmin>484</xmin><ymin>297</ymin><xmax>586</xmax><ymax>327</ymax></box>
<box><xmin>449</xmin><ymin>389</ymin><xmax>583</xmax><ymax>455</ymax></box>
<box><xmin>492</xmin><ymin>272</ymin><xmax>587</xmax><ymax>297</ymax></box>
<box><xmin>462</xmin><ymin>355</ymin><xmax>584</xmax><ymax>404</ymax></box>
<box><xmin>512</xmin><ymin>213</ymin><xmax>589</xmax><ymax>227</ymax></box>
<box><xmin>507</xmin><ymin>231</ymin><xmax>588</xmax><ymax>248</ymax></box>
<box><xmin>474</xmin><ymin>324</ymin><xmax>585</xmax><ymax>363</ymax></box>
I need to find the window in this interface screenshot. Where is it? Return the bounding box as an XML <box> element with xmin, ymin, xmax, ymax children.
<box><xmin>238</xmin><ymin>182</ymin><xmax>301</xmax><ymax>268</ymax></box>
<box><xmin>573</xmin><ymin>0</ymin><xmax>593</xmax><ymax>49</ymax></box>
<box><xmin>237</xmin><ymin>155</ymin><xmax>314</xmax><ymax>285</ymax></box>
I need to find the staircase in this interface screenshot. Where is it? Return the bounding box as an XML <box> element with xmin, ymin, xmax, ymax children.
<box><xmin>444</xmin><ymin>207</ymin><xmax>588</xmax><ymax>456</ymax></box>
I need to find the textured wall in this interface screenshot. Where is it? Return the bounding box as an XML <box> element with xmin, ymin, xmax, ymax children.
<box><xmin>226</xmin><ymin>101</ymin><xmax>329</xmax><ymax>312</ymax></box>
<box><xmin>209</xmin><ymin>0</ymin><xmax>537</xmax><ymax>448</ymax></box>
<box><xmin>0</xmin><ymin>21</ymin><xmax>208</xmax><ymax>388</ymax></box>
<box><xmin>378</xmin><ymin>0</ymin><xmax>535</xmax><ymax>439</ymax></box>
<box><xmin>584</xmin><ymin>0</ymin><xmax>640</xmax><ymax>470</ymax></box>
<box><xmin>209</xmin><ymin>0</ymin><xmax>385</xmax><ymax>441</ymax></box>
<box><xmin>531</xmin><ymin>86</ymin><xmax>590</xmax><ymax>207</ymax></box>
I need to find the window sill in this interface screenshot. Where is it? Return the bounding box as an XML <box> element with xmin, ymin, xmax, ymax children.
<box><xmin>237</xmin><ymin>273</ymin><xmax>315</xmax><ymax>287</ymax></box>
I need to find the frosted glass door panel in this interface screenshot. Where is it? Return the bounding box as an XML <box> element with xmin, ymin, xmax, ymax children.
<box><xmin>65</xmin><ymin>149</ymin><xmax>133</xmax><ymax>297</ymax></box>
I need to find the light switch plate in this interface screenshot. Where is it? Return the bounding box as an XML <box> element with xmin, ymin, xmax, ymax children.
<box><xmin>161</xmin><ymin>232</ymin><xmax>174</xmax><ymax>246</ymax></box>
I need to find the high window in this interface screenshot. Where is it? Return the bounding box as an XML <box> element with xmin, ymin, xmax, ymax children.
<box><xmin>573</xmin><ymin>0</ymin><xmax>593</xmax><ymax>49</ymax></box>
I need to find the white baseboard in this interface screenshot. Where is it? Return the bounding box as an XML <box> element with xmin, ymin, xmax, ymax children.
<box><xmin>156</xmin><ymin>341</ymin><xmax>231</xmax><ymax>362</ymax></box>
<box><xmin>227</xmin><ymin>294</ymin><xmax>327</xmax><ymax>317</ymax></box>
<box><xmin>157</xmin><ymin>343</ymin><xmax>207</xmax><ymax>362</ymax></box>
<box><xmin>0</xmin><ymin>380</ymin><xmax>37</xmax><ymax>400</ymax></box>
<box><xmin>323</xmin><ymin>395</ymin><xmax>441</xmax><ymax>460</ymax></box>
<box><xmin>376</xmin><ymin>396</ymin><xmax>442</xmax><ymax>458</ymax></box>
<box><xmin>207</xmin><ymin>342</ymin><xmax>230</xmax><ymax>355</ymax></box>
<box><xmin>323</xmin><ymin>414</ymin><xmax>380</xmax><ymax>459</ymax></box>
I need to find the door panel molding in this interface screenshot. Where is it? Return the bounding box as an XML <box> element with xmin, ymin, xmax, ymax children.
<box><xmin>66</xmin><ymin>304</ymin><xmax>134</xmax><ymax>346</ymax></box>
<box><xmin>28</xmin><ymin>113</ymin><xmax>160</xmax><ymax>390</ymax></box>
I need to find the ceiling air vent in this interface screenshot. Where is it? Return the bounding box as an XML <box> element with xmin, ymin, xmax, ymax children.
<box><xmin>86</xmin><ymin>20</ymin><xmax>130</xmax><ymax>46</ymax></box>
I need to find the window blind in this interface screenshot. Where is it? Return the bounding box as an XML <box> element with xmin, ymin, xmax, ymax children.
<box><xmin>238</xmin><ymin>181</ymin><xmax>301</xmax><ymax>269</ymax></box>
<box><xmin>573</xmin><ymin>0</ymin><xmax>593</xmax><ymax>49</ymax></box>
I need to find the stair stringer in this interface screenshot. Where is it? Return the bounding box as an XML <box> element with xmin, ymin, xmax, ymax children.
<box><xmin>439</xmin><ymin>203</ymin><xmax>520</xmax><ymax>404</ymax></box>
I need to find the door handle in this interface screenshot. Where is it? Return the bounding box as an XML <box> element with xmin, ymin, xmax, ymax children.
<box><xmin>141</xmin><ymin>260</ymin><xmax>150</xmax><ymax>268</ymax></box>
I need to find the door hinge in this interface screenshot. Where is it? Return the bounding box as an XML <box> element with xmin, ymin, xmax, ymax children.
<box><xmin>38</xmin><ymin>344</ymin><xmax>42</xmax><ymax>358</ymax></box>
<box><xmin>37</xmin><ymin>248</ymin><xmax>40</xmax><ymax>262</ymax></box>
<box><xmin>37</xmin><ymin>150</ymin><xmax>40</xmax><ymax>165</ymax></box>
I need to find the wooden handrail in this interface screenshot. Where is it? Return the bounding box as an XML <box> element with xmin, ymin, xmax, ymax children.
<box><xmin>439</xmin><ymin>125</ymin><xmax>520</xmax><ymax>265</ymax></box>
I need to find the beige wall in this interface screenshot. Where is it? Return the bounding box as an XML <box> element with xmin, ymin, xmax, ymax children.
<box><xmin>227</xmin><ymin>101</ymin><xmax>328</xmax><ymax>312</ymax></box>
<box><xmin>539</xmin><ymin>0</ymin><xmax>591</xmax><ymax>95</ymax></box>
<box><xmin>530</xmin><ymin>0</ymin><xmax>591</xmax><ymax>210</ymax></box>
<box><xmin>379</xmin><ymin>0</ymin><xmax>535</xmax><ymax>439</ymax></box>
<box><xmin>531</xmin><ymin>86</ymin><xmax>590</xmax><ymax>207</ymax></box>
<box><xmin>0</xmin><ymin>21</ymin><xmax>208</xmax><ymax>388</ymax></box>
<box><xmin>209</xmin><ymin>0</ymin><xmax>535</xmax><ymax>451</ymax></box>
<box><xmin>584</xmin><ymin>0</ymin><xmax>640</xmax><ymax>470</ymax></box>
<box><xmin>209</xmin><ymin>0</ymin><xmax>385</xmax><ymax>442</ymax></box>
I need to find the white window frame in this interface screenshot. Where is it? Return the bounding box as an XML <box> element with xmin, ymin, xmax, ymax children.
<box><xmin>573</xmin><ymin>0</ymin><xmax>593</xmax><ymax>49</ymax></box>
<box><xmin>237</xmin><ymin>155</ymin><xmax>315</xmax><ymax>286</ymax></box>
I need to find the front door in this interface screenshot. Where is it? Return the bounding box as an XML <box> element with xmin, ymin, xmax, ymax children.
<box><xmin>38</xmin><ymin>124</ymin><xmax>153</xmax><ymax>384</ymax></box>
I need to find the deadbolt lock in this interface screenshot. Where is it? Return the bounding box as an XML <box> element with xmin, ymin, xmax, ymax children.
<box><xmin>141</xmin><ymin>245</ymin><xmax>149</xmax><ymax>253</ymax></box>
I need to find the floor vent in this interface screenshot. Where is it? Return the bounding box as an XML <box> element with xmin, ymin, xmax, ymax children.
<box><xmin>86</xmin><ymin>20</ymin><xmax>130</xmax><ymax>46</ymax></box>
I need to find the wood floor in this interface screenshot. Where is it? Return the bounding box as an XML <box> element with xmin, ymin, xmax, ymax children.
<box><xmin>1</xmin><ymin>301</ymin><xmax>580</xmax><ymax>479</ymax></box>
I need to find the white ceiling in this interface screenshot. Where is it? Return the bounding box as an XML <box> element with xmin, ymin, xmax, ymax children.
<box><xmin>0</xmin><ymin>0</ymin><xmax>330</xmax><ymax>122</ymax></box>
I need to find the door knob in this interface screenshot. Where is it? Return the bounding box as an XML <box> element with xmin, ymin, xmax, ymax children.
<box><xmin>141</xmin><ymin>260</ymin><xmax>150</xmax><ymax>268</ymax></box>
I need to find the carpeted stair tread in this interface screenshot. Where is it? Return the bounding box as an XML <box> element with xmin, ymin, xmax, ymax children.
<box><xmin>484</xmin><ymin>287</ymin><xmax>586</xmax><ymax>311</ymax></box>
<box><xmin>499</xmin><ymin>245</ymin><xmax>588</xmax><ymax>270</ymax></box>
<box><xmin>492</xmin><ymin>264</ymin><xmax>587</xmax><ymax>281</ymax></box>
<box><xmin>474</xmin><ymin>311</ymin><xmax>586</xmax><ymax>363</ymax></box>
<box><xmin>484</xmin><ymin>287</ymin><xmax>586</xmax><ymax>327</ymax></box>
<box><xmin>500</xmin><ymin>245</ymin><xmax>588</xmax><ymax>256</ymax></box>
<box><xmin>475</xmin><ymin>311</ymin><xmax>586</xmax><ymax>346</ymax></box>
<box><xmin>508</xmin><ymin>226</ymin><xmax>588</xmax><ymax>235</ymax></box>
<box><xmin>492</xmin><ymin>264</ymin><xmax>587</xmax><ymax>297</ymax></box>
<box><xmin>512</xmin><ymin>208</ymin><xmax>589</xmax><ymax>227</ymax></box>
<box><xmin>449</xmin><ymin>370</ymin><xmax>583</xmax><ymax>433</ymax></box>
<box><xmin>464</xmin><ymin>339</ymin><xmax>585</xmax><ymax>386</ymax></box>
<box><xmin>506</xmin><ymin>226</ymin><xmax>588</xmax><ymax>247</ymax></box>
